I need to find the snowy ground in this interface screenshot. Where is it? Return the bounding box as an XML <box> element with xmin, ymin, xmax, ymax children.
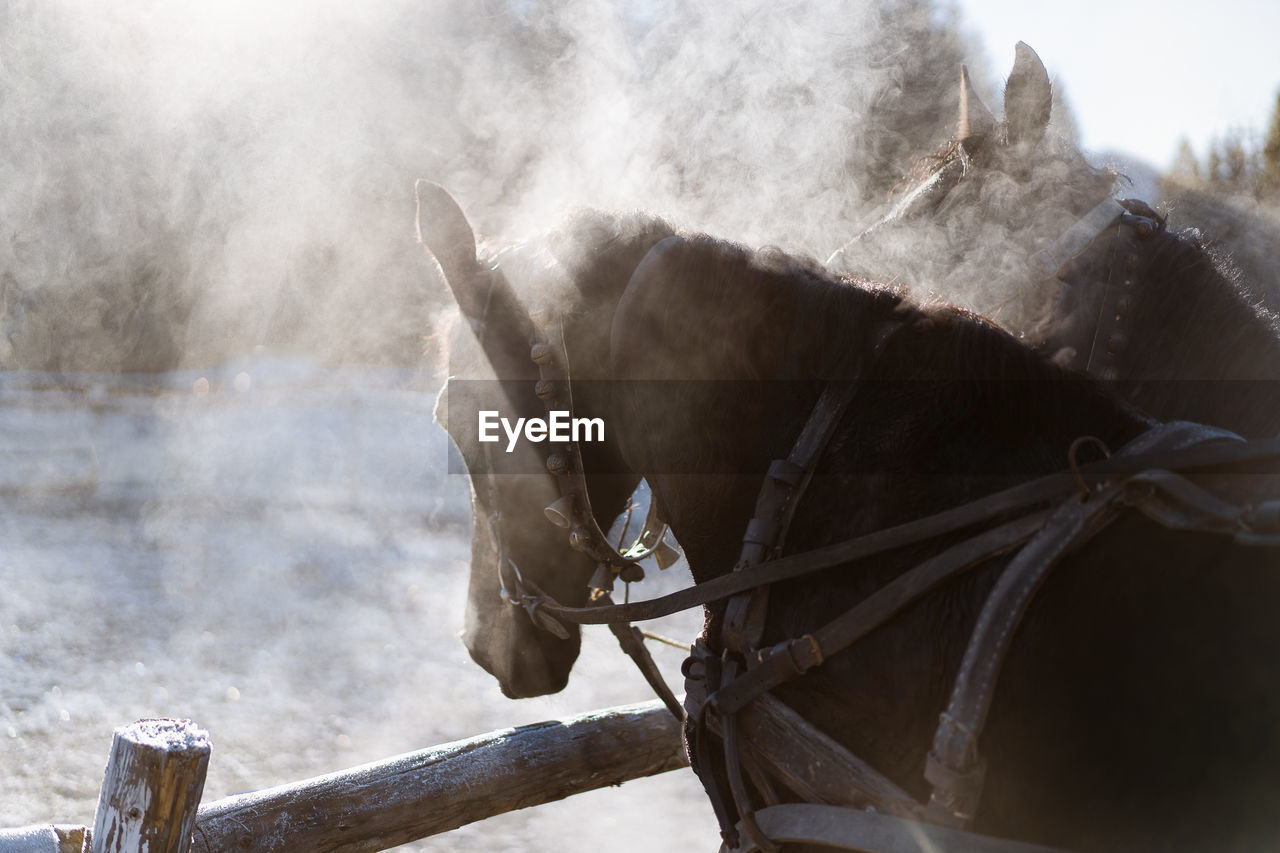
<box><xmin>0</xmin><ymin>357</ymin><xmax>717</xmax><ymax>851</ymax></box>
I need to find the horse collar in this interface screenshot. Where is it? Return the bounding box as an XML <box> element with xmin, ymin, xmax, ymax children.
<box><xmin>1038</xmin><ymin>197</ymin><xmax>1164</xmax><ymax>379</ymax></box>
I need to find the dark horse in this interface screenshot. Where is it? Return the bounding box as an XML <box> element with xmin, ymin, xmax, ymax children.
<box><xmin>828</xmin><ymin>43</ymin><xmax>1280</xmax><ymax>439</ymax></box>
<box><xmin>421</xmin><ymin>182</ymin><xmax>1280</xmax><ymax>851</ymax></box>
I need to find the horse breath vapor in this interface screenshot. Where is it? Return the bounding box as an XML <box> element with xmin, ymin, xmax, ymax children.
<box><xmin>478</xmin><ymin>409</ymin><xmax>604</xmax><ymax>452</ymax></box>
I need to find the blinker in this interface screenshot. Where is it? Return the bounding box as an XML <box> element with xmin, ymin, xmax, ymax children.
<box><xmin>544</xmin><ymin>495</ymin><xmax>575</xmax><ymax>529</ymax></box>
<box><xmin>653</xmin><ymin>537</ymin><xmax>682</xmax><ymax>571</ymax></box>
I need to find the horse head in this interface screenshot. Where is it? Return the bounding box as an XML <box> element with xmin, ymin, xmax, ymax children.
<box><xmin>830</xmin><ymin>43</ymin><xmax>1280</xmax><ymax>437</ymax></box>
<box><xmin>419</xmin><ymin>181</ymin><xmax>674</xmax><ymax>696</ymax></box>
<box><xmin>829</xmin><ymin>42</ymin><xmax>1117</xmax><ymax>341</ymax></box>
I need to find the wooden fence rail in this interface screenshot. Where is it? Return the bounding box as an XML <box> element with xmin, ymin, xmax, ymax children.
<box><xmin>1</xmin><ymin>700</ymin><xmax>687</xmax><ymax>853</ymax></box>
<box><xmin>0</xmin><ymin>826</ymin><xmax>88</xmax><ymax>853</ymax></box>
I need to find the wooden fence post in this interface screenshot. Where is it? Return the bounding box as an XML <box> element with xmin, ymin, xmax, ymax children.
<box><xmin>90</xmin><ymin>719</ymin><xmax>210</xmax><ymax>853</ymax></box>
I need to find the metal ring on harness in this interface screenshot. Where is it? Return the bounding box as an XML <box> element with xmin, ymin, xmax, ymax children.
<box><xmin>1067</xmin><ymin>435</ymin><xmax>1112</xmax><ymax>496</ymax></box>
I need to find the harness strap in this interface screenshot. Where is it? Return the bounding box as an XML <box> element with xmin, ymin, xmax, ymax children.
<box><xmin>1080</xmin><ymin>207</ymin><xmax>1162</xmax><ymax>378</ymax></box>
<box><xmin>925</xmin><ymin>482</ymin><xmax>1129</xmax><ymax>826</ymax></box>
<box><xmin>925</xmin><ymin>422</ymin><xmax>1256</xmax><ymax>828</ymax></box>
<box><xmin>721</xmin><ymin>675</ymin><xmax>781</xmax><ymax>853</ymax></box>
<box><xmin>1034</xmin><ymin>196</ymin><xmax>1164</xmax><ymax>378</ymax></box>
<box><xmin>526</xmin><ymin>312</ymin><xmax>685</xmax><ymax>719</ymax></box>
<box><xmin>1125</xmin><ymin>468</ymin><xmax>1252</xmax><ymax>535</ymax></box>
<box><xmin>704</xmin><ymin>424</ymin><xmax>1274</xmax><ymax>848</ymax></box>
<box><xmin>1028</xmin><ymin>198</ymin><xmax>1127</xmax><ymax>281</ymax></box>
<box><xmin>531</xmin><ymin>313</ymin><xmax>662</xmax><ymax>583</ymax></box>
<box><xmin>709</xmin><ymin>509</ymin><xmax>1054</xmax><ymax>717</ymax></box>
<box><xmin>515</xmin><ymin>435</ymin><xmax>1280</xmax><ymax>629</ymax></box>
<box><xmin>724</xmin><ymin>322</ymin><xmax>901</xmax><ymax>656</ymax></box>
<box><xmin>600</xmin><ymin>595</ymin><xmax>686</xmax><ymax>720</ymax></box>
<box><xmin>685</xmin><ymin>651</ymin><xmax>922</xmax><ymax>846</ymax></box>
<box><xmin>721</xmin><ymin>804</ymin><xmax>1071</xmax><ymax>853</ymax></box>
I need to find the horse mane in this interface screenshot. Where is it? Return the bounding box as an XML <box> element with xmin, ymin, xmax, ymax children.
<box><xmin>892</xmin><ymin>131</ymin><xmax>1116</xmax><ymax>211</ymax></box>
<box><xmin>1137</xmin><ymin>227</ymin><xmax>1280</xmax><ymax>375</ymax></box>
<box><xmin>1114</xmin><ymin>225</ymin><xmax>1280</xmax><ymax>436</ymax></box>
<box><xmin>613</xmin><ymin>234</ymin><xmax>1148</xmax><ymax>499</ymax></box>
<box><xmin>659</xmin><ymin>235</ymin><xmax>1130</xmax><ymax>390</ymax></box>
<box><xmin>626</xmin><ymin>235</ymin><xmax>909</xmax><ymax>383</ymax></box>
<box><xmin>544</xmin><ymin>208</ymin><xmax>678</xmax><ymax>313</ymax></box>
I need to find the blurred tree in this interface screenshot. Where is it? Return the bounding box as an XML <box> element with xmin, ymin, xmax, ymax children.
<box><xmin>1168</xmin><ymin>137</ymin><xmax>1202</xmax><ymax>187</ymax></box>
<box><xmin>0</xmin><ymin>0</ymin><xmax>1005</xmax><ymax>369</ymax></box>
<box><xmin>1159</xmin><ymin>100</ymin><xmax>1280</xmax><ymax>316</ymax></box>
<box><xmin>1206</xmin><ymin>144</ymin><xmax>1224</xmax><ymax>188</ymax></box>
<box><xmin>1222</xmin><ymin>132</ymin><xmax>1248</xmax><ymax>190</ymax></box>
<box><xmin>1263</xmin><ymin>90</ymin><xmax>1280</xmax><ymax>199</ymax></box>
<box><xmin>1166</xmin><ymin>124</ymin><xmax>1273</xmax><ymax>202</ymax></box>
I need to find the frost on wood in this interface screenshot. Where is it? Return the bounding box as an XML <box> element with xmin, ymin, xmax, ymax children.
<box><xmin>190</xmin><ymin>700</ymin><xmax>686</xmax><ymax>853</ymax></box>
<box><xmin>0</xmin><ymin>825</ymin><xmax>88</xmax><ymax>853</ymax></box>
<box><xmin>91</xmin><ymin>719</ymin><xmax>211</xmax><ymax>853</ymax></box>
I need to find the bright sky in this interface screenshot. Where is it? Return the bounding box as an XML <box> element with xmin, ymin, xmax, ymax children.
<box><xmin>956</xmin><ymin>0</ymin><xmax>1280</xmax><ymax>169</ymax></box>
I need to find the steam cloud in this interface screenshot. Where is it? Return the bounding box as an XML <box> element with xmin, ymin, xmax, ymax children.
<box><xmin>0</xmin><ymin>0</ymin><xmax>991</xmax><ymax>371</ymax></box>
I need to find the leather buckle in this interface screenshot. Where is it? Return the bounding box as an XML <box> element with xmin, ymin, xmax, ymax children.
<box><xmin>757</xmin><ymin>634</ymin><xmax>824</xmax><ymax>678</ymax></box>
<box><xmin>924</xmin><ymin>751</ymin><xmax>987</xmax><ymax>826</ymax></box>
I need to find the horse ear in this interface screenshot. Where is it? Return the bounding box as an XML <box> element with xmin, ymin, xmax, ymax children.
<box><xmin>957</xmin><ymin>64</ymin><xmax>996</xmax><ymax>143</ymax></box>
<box><xmin>415</xmin><ymin>179</ymin><xmax>486</xmax><ymax>323</ymax></box>
<box><xmin>416</xmin><ymin>180</ymin><xmax>538</xmax><ymax>374</ymax></box>
<box><xmin>1003</xmin><ymin>42</ymin><xmax>1052</xmax><ymax>147</ymax></box>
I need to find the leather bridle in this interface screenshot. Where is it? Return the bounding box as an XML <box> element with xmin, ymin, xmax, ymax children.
<box><xmin>451</xmin><ymin>242</ymin><xmax>687</xmax><ymax>720</ymax></box>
